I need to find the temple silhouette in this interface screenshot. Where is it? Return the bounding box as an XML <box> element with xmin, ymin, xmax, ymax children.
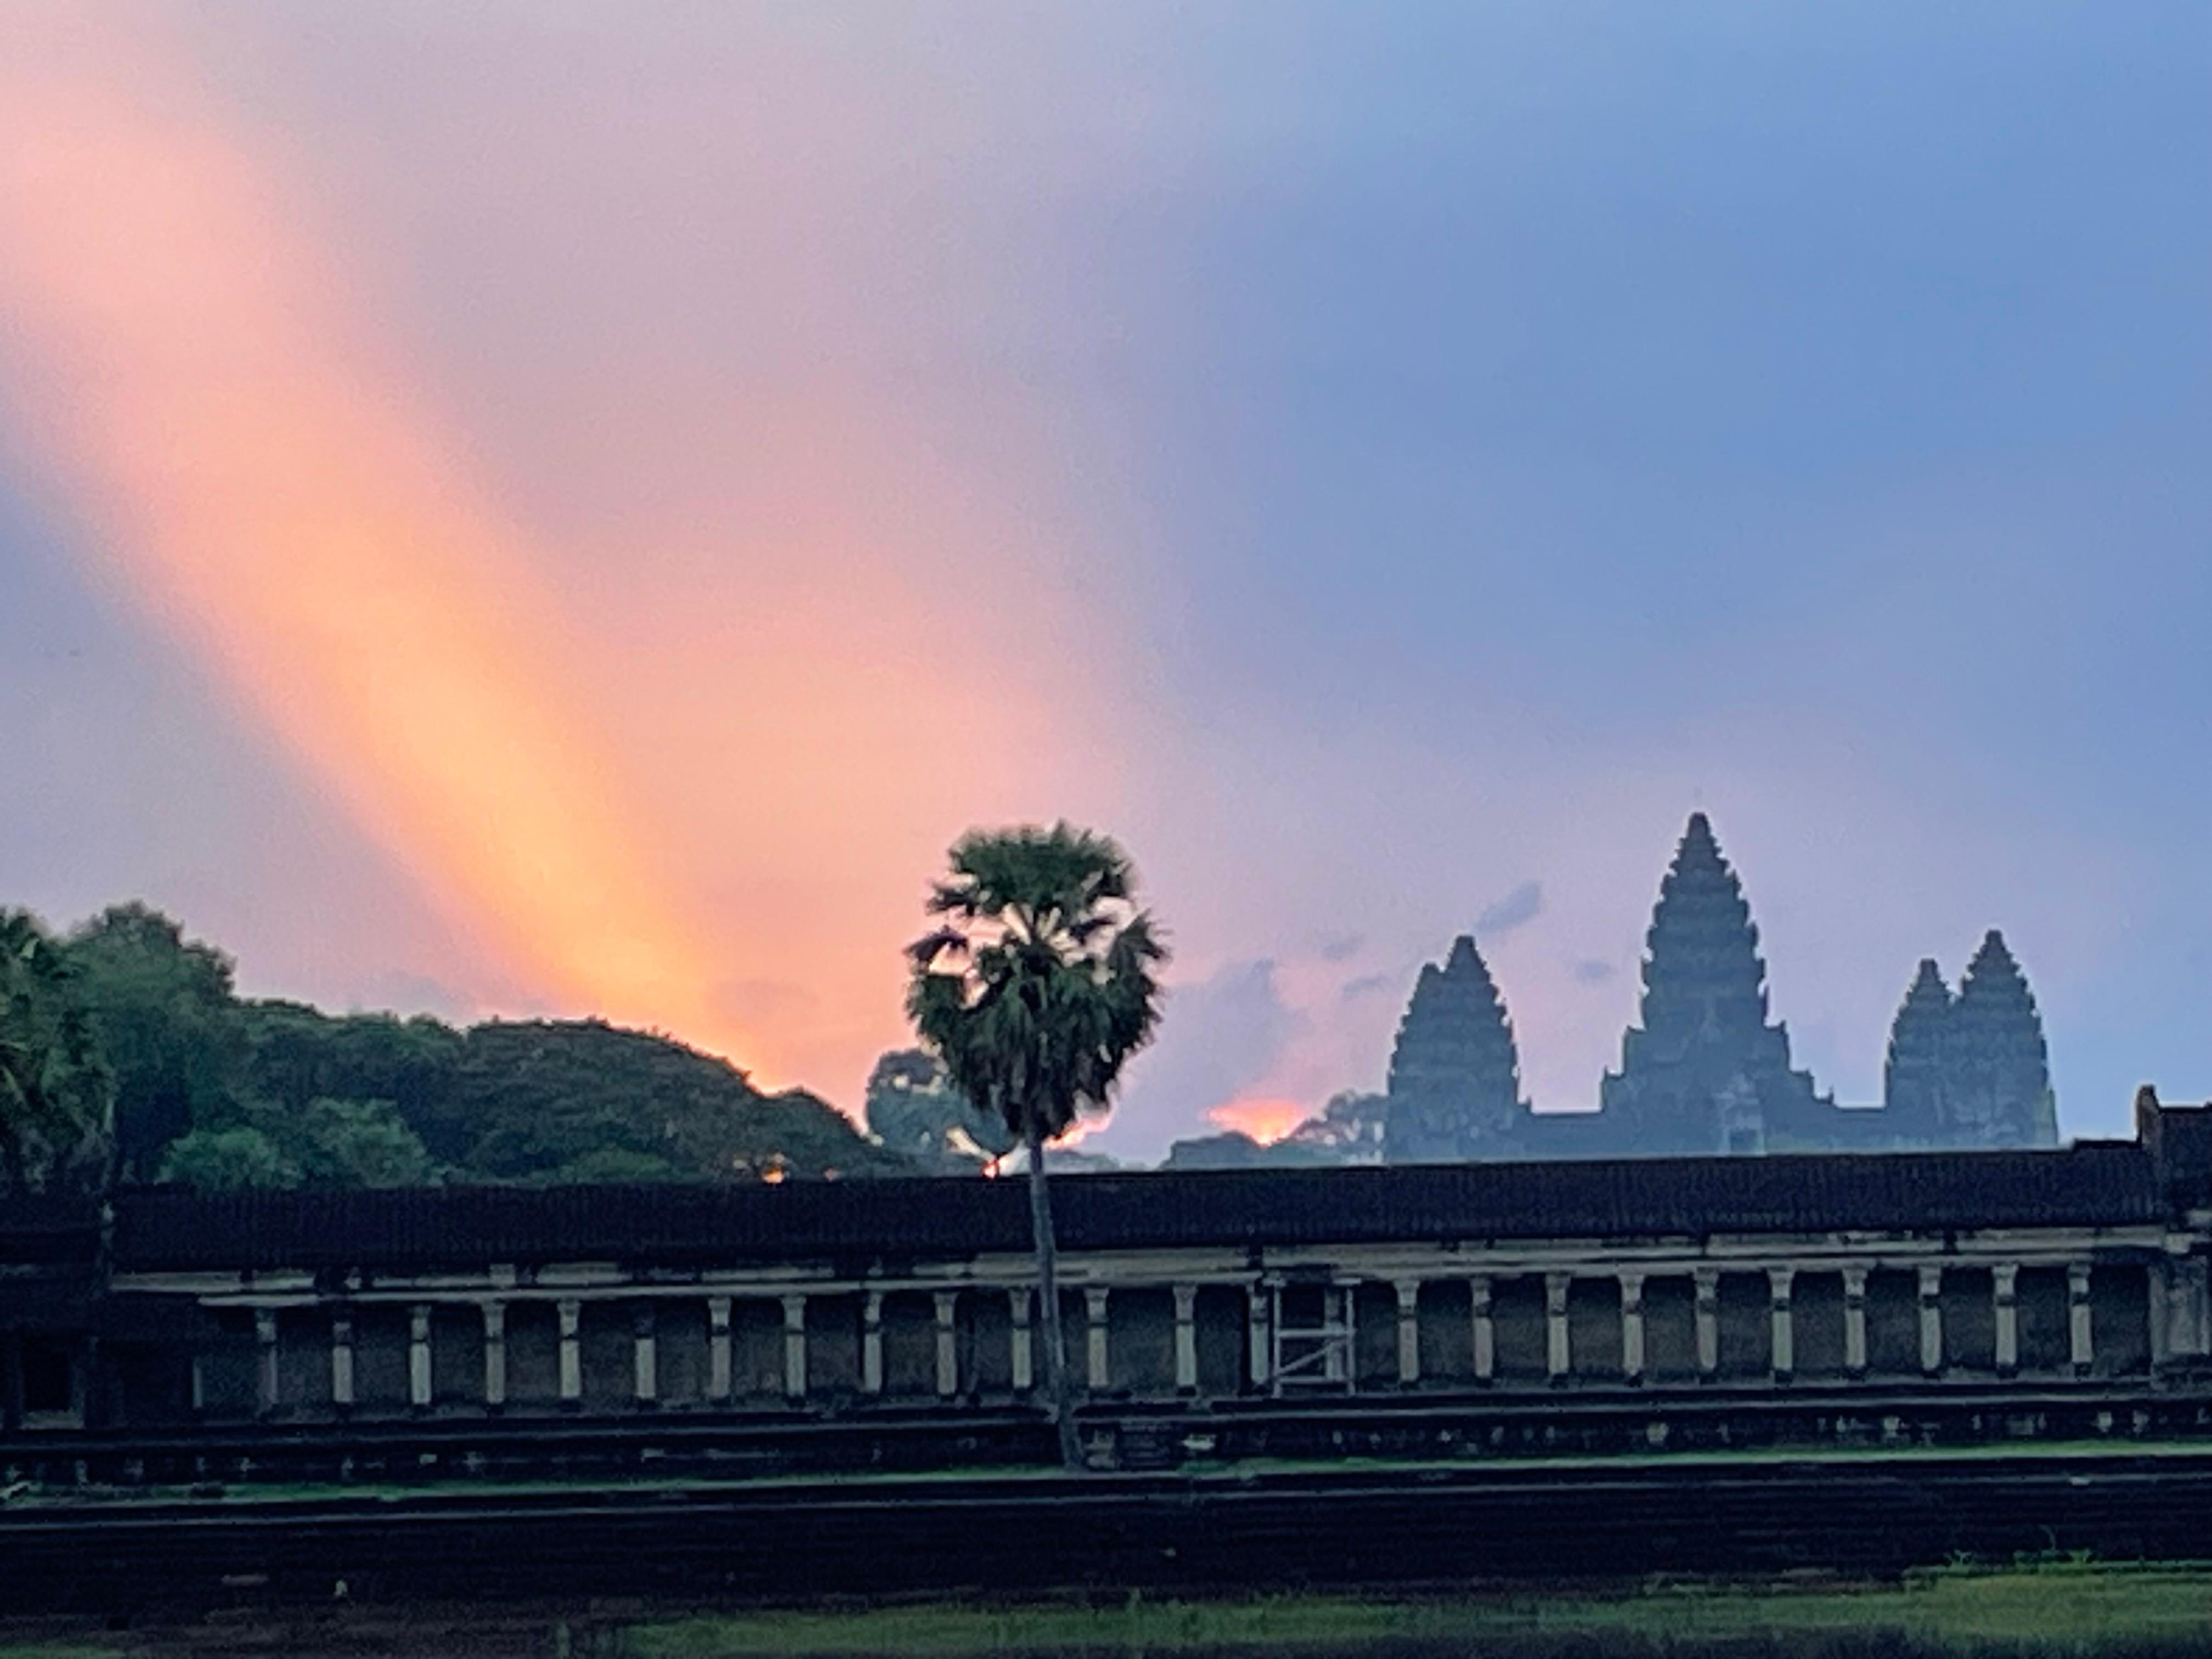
<box><xmin>1384</xmin><ymin>813</ymin><xmax>2058</xmax><ymax>1160</ymax></box>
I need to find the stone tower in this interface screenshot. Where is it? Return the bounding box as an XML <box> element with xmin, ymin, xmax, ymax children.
<box><xmin>1384</xmin><ymin>935</ymin><xmax>1528</xmax><ymax>1162</ymax></box>
<box><xmin>1882</xmin><ymin>958</ymin><xmax>1955</xmax><ymax>1143</ymax></box>
<box><xmin>1599</xmin><ymin>813</ymin><xmax>1829</xmax><ymax>1154</ymax></box>
<box><xmin>1946</xmin><ymin>930</ymin><xmax>2056</xmax><ymax>1148</ymax></box>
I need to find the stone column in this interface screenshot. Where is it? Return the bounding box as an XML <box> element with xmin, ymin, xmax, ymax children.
<box><xmin>1619</xmin><ymin>1272</ymin><xmax>1646</xmax><ymax>1385</ymax></box>
<box><xmin>1993</xmin><ymin>1265</ymin><xmax>2020</xmax><ymax>1377</ymax></box>
<box><xmin>255</xmin><ymin>1308</ymin><xmax>280</xmax><ymax>1418</ymax></box>
<box><xmin>1842</xmin><ymin>1266</ymin><xmax>1869</xmax><ymax>1380</ymax></box>
<box><xmin>1245</xmin><ymin>1284</ymin><xmax>1270</xmax><ymax>1392</ymax></box>
<box><xmin>2069</xmin><ymin>1262</ymin><xmax>2095</xmax><ymax>1375</ymax></box>
<box><xmin>557</xmin><ymin>1299</ymin><xmax>583</xmax><ymax>1405</ymax></box>
<box><xmin>1470</xmin><ymin>1276</ymin><xmax>1495</xmax><ymax>1384</ymax></box>
<box><xmin>1693</xmin><ymin>1268</ymin><xmax>1720</xmax><ymax>1380</ymax></box>
<box><xmin>1917</xmin><ymin>1265</ymin><xmax>1944</xmax><ymax>1378</ymax></box>
<box><xmin>1391</xmin><ymin>1280</ymin><xmax>1420</xmax><ymax>1386</ymax></box>
<box><xmin>707</xmin><ymin>1297</ymin><xmax>733</xmax><ymax>1403</ymax></box>
<box><xmin>1768</xmin><ymin>1268</ymin><xmax>1796</xmax><ymax>1384</ymax></box>
<box><xmin>1084</xmin><ymin>1288</ymin><xmax>1110</xmax><ymax>1392</ymax></box>
<box><xmin>933</xmin><ymin>1291</ymin><xmax>959</xmax><ymax>1397</ymax></box>
<box><xmin>2150</xmin><ymin>1259</ymin><xmax>2174</xmax><ymax>1369</ymax></box>
<box><xmin>781</xmin><ymin>1294</ymin><xmax>808</xmax><ymax>1402</ymax></box>
<box><xmin>1545</xmin><ymin>1273</ymin><xmax>1572</xmax><ymax>1383</ymax></box>
<box><xmin>409</xmin><ymin>1304</ymin><xmax>433</xmax><ymax>1411</ymax></box>
<box><xmin>330</xmin><ymin>1311</ymin><xmax>356</xmax><ymax>1410</ymax></box>
<box><xmin>1173</xmin><ymin>1284</ymin><xmax>1200</xmax><ymax>1393</ymax></box>
<box><xmin>633</xmin><ymin>1303</ymin><xmax>658</xmax><ymax>1405</ymax></box>
<box><xmin>482</xmin><ymin>1301</ymin><xmax>507</xmax><ymax>1410</ymax></box>
<box><xmin>1010</xmin><ymin>1288</ymin><xmax>1034</xmax><ymax>1393</ymax></box>
<box><xmin>861</xmin><ymin>1292</ymin><xmax>885</xmax><ymax>1396</ymax></box>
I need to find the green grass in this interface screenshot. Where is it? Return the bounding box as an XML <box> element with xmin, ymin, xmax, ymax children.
<box><xmin>625</xmin><ymin>1564</ymin><xmax>2212</xmax><ymax>1656</ymax></box>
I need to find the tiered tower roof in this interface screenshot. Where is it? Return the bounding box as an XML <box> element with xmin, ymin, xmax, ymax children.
<box><xmin>1385</xmin><ymin>934</ymin><xmax>1527</xmax><ymax>1161</ymax></box>
<box><xmin>1882</xmin><ymin>958</ymin><xmax>1955</xmax><ymax>1141</ymax></box>
<box><xmin>1950</xmin><ymin>929</ymin><xmax>2053</xmax><ymax>1147</ymax></box>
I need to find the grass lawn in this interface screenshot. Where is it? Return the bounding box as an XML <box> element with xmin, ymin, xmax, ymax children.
<box><xmin>627</xmin><ymin>1564</ymin><xmax>2212</xmax><ymax>1657</ymax></box>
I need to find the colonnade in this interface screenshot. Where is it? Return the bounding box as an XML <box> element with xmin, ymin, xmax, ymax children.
<box><xmin>211</xmin><ymin>1251</ymin><xmax>2154</xmax><ymax>1421</ymax></box>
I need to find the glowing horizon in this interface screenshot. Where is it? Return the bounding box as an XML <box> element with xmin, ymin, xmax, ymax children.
<box><xmin>0</xmin><ymin>10</ymin><xmax>1115</xmax><ymax>1105</ymax></box>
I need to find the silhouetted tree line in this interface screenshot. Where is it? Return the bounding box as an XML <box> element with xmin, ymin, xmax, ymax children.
<box><xmin>0</xmin><ymin>902</ymin><xmax>899</xmax><ymax>1195</ymax></box>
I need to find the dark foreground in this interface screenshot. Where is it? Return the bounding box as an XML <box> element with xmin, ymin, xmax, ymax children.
<box><xmin>7</xmin><ymin>1568</ymin><xmax>2212</xmax><ymax>1658</ymax></box>
<box><xmin>7</xmin><ymin>1449</ymin><xmax>2212</xmax><ymax>1617</ymax></box>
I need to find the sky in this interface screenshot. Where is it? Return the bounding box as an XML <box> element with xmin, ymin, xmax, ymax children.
<box><xmin>1</xmin><ymin>3</ymin><xmax>2207</xmax><ymax>1163</ymax></box>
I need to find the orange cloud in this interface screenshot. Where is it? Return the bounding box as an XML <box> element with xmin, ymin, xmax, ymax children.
<box><xmin>1205</xmin><ymin>1097</ymin><xmax>1311</xmax><ymax>1146</ymax></box>
<box><xmin>0</xmin><ymin>11</ymin><xmax>1118</xmax><ymax>1104</ymax></box>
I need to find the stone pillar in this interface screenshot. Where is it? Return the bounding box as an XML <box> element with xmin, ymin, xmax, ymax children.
<box><xmin>2150</xmin><ymin>1259</ymin><xmax>2174</xmax><ymax>1369</ymax></box>
<box><xmin>1842</xmin><ymin>1266</ymin><xmax>1869</xmax><ymax>1379</ymax></box>
<box><xmin>1918</xmin><ymin>1265</ymin><xmax>1944</xmax><ymax>1378</ymax></box>
<box><xmin>1619</xmin><ymin>1273</ymin><xmax>1646</xmax><ymax>1385</ymax></box>
<box><xmin>409</xmin><ymin>1304</ymin><xmax>433</xmax><ymax>1411</ymax></box>
<box><xmin>1393</xmin><ymin>1280</ymin><xmax>1421</xmax><ymax>1386</ymax></box>
<box><xmin>933</xmin><ymin>1291</ymin><xmax>959</xmax><ymax>1397</ymax></box>
<box><xmin>1544</xmin><ymin>1273</ymin><xmax>1571</xmax><ymax>1383</ymax></box>
<box><xmin>1245</xmin><ymin>1284</ymin><xmax>1269</xmax><ymax>1392</ymax></box>
<box><xmin>254</xmin><ymin>1308</ymin><xmax>280</xmax><ymax>1418</ymax></box>
<box><xmin>861</xmin><ymin>1292</ymin><xmax>886</xmax><ymax>1396</ymax></box>
<box><xmin>1693</xmin><ymin>1268</ymin><xmax>1720</xmax><ymax>1380</ymax></box>
<box><xmin>2069</xmin><ymin>1262</ymin><xmax>2094</xmax><ymax>1375</ymax></box>
<box><xmin>633</xmin><ymin>1303</ymin><xmax>658</xmax><ymax>1404</ymax></box>
<box><xmin>707</xmin><ymin>1297</ymin><xmax>733</xmax><ymax>1403</ymax></box>
<box><xmin>781</xmin><ymin>1294</ymin><xmax>808</xmax><ymax>1401</ymax></box>
<box><xmin>482</xmin><ymin>1301</ymin><xmax>507</xmax><ymax>1409</ymax></box>
<box><xmin>1768</xmin><ymin>1268</ymin><xmax>1796</xmax><ymax>1384</ymax></box>
<box><xmin>1010</xmin><ymin>1289</ymin><xmax>1034</xmax><ymax>1393</ymax></box>
<box><xmin>1470</xmin><ymin>1276</ymin><xmax>1495</xmax><ymax>1384</ymax></box>
<box><xmin>1085</xmin><ymin>1288</ymin><xmax>1110</xmax><ymax>1392</ymax></box>
<box><xmin>557</xmin><ymin>1299</ymin><xmax>583</xmax><ymax>1405</ymax></box>
<box><xmin>1173</xmin><ymin>1284</ymin><xmax>1200</xmax><ymax>1393</ymax></box>
<box><xmin>330</xmin><ymin>1311</ymin><xmax>356</xmax><ymax>1410</ymax></box>
<box><xmin>1993</xmin><ymin>1265</ymin><xmax>2019</xmax><ymax>1377</ymax></box>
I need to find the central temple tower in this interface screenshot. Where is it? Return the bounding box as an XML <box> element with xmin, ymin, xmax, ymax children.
<box><xmin>1598</xmin><ymin>812</ymin><xmax>1829</xmax><ymax>1153</ymax></box>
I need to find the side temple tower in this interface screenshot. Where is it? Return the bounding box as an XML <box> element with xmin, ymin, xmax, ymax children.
<box><xmin>1599</xmin><ymin>813</ymin><xmax>1829</xmax><ymax>1154</ymax></box>
<box><xmin>1384</xmin><ymin>935</ymin><xmax>1529</xmax><ymax>1161</ymax></box>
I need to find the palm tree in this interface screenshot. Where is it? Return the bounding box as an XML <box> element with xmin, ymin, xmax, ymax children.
<box><xmin>907</xmin><ymin>823</ymin><xmax>1166</xmax><ymax>1471</ymax></box>
<box><xmin>0</xmin><ymin>911</ymin><xmax>114</xmax><ymax>1195</ymax></box>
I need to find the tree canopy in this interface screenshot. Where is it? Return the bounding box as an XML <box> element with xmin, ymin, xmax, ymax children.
<box><xmin>0</xmin><ymin>909</ymin><xmax>113</xmax><ymax>1193</ymax></box>
<box><xmin>907</xmin><ymin>822</ymin><xmax>1167</xmax><ymax>1147</ymax></box>
<box><xmin>2</xmin><ymin>900</ymin><xmax>907</xmax><ymax>1192</ymax></box>
<box><xmin>864</xmin><ymin>1047</ymin><xmax>1015</xmax><ymax>1172</ymax></box>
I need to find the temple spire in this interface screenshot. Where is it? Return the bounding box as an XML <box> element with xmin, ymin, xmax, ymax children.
<box><xmin>1384</xmin><ymin>934</ymin><xmax>1528</xmax><ymax>1162</ymax></box>
<box><xmin>1882</xmin><ymin>958</ymin><xmax>1954</xmax><ymax>1139</ymax></box>
<box><xmin>1600</xmin><ymin>813</ymin><xmax>1826</xmax><ymax>1153</ymax></box>
<box><xmin>1948</xmin><ymin>929</ymin><xmax>2054</xmax><ymax>1147</ymax></box>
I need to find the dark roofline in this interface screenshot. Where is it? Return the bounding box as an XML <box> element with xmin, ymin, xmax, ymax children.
<box><xmin>105</xmin><ymin>1142</ymin><xmax>2169</xmax><ymax>1275</ymax></box>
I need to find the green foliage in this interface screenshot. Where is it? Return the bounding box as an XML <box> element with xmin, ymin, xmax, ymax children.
<box><xmin>906</xmin><ymin>822</ymin><xmax>1168</xmax><ymax>1147</ymax></box>
<box><xmin>289</xmin><ymin>1097</ymin><xmax>438</xmax><ymax>1187</ymax></box>
<box><xmin>11</xmin><ymin>898</ymin><xmax>909</xmax><ymax>1189</ymax></box>
<box><xmin>442</xmin><ymin>1020</ymin><xmax>894</xmax><ymax>1183</ymax></box>
<box><xmin>865</xmin><ymin>1047</ymin><xmax>1014</xmax><ymax>1171</ymax></box>
<box><xmin>156</xmin><ymin>1124</ymin><xmax>297</xmax><ymax>1190</ymax></box>
<box><xmin>65</xmin><ymin>904</ymin><xmax>249</xmax><ymax>1178</ymax></box>
<box><xmin>240</xmin><ymin>1001</ymin><xmax>464</xmax><ymax>1156</ymax></box>
<box><xmin>0</xmin><ymin>910</ymin><xmax>114</xmax><ymax>1193</ymax></box>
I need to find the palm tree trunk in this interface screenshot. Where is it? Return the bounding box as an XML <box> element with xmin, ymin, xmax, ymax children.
<box><xmin>1025</xmin><ymin>1119</ymin><xmax>1084</xmax><ymax>1472</ymax></box>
